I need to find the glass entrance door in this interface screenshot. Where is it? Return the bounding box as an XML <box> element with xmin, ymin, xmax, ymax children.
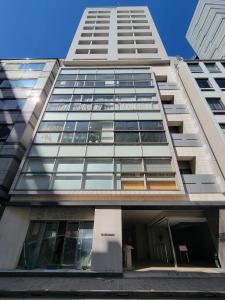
<box><xmin>148</xmin><ymin>219</ymin><xmax>176</xmax><ymax>266</ymax></box>
<box><xmin>19</xmin><ymin>221</ymin><xmax>93</xmax><ymax>270</ymax></box>
<box><xmin>61</xmin><ymin>222</ymin><xmax>93</xmax><ymax>269</ymax></box>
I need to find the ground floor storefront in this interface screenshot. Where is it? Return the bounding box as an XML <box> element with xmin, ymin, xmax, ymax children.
<box><xmin>0</xmin><ymin>206</ymin><xmax>224</xmax><ymax>273</ymax></box>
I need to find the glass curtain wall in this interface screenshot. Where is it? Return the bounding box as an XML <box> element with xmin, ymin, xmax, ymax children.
<box><xmin>15</xmin><ymin>68</ymin><xmax>177</xmax><ymax>192</ymax></box>
<box><xmin>19</xmin><ymin>221</ymin><xmax>93</xmax><ymax>270</ymax></box>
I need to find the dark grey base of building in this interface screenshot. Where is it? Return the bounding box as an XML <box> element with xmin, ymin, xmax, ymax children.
<box><xmin>0</xmin><ymin>271</ymin><xmax>225</xmax><ymax>298</ymax></box>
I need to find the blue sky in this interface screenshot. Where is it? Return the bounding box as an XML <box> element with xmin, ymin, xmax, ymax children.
<box><xmin>0</xmin><ymin>0</ymin><xmax>198</xmax><ymax>59</ymax></box>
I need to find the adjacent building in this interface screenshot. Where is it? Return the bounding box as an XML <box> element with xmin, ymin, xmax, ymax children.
<box><xmin>187</xmin><ymin>0</ymin><xmax>225</xmax><ymax>59</ymax></box>
<box><xmin>177</xmin><ymin>60</ymin><xmax>225</xmax><ymax>179</ymax></box>
<box><xmin>0</xmin><ymin>59</ymin><xmax>59</xmax><ymax>207</ymax></box>
<box><xmin>0</xmin><ymin>6</ymin><xmax>225</xmax><ymax>276</ymax></box>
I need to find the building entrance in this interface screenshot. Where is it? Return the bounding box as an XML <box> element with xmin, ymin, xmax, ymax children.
<box><xmin>171</xmin><ymin>222</ymin><xmax>217</xmax><ymax>267</ymax></box>
<box><xmin>123</xmin><ymin>210</ymin><xmax>219</xmax><ymax>271</ymax></box>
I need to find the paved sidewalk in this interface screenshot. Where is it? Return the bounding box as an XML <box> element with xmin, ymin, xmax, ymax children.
<box><xmin>0</xmin><ymin>272</ymin><xmax>225</xmax><ymax>298</ymax></box>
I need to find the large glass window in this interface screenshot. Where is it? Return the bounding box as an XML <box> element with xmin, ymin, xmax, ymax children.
<box><xmin>115</xmin><ymin>121</ymin><xmax>138</xmax><ymax>130</ymax></box>
<box><xmin>115</xmin><ymin>74</ymin><xmax>133</xmax><ymax>81</ymax></box>
<box><xmin>16</xmin><ymin>157</ymin><xmax>176</xmax><ymax>191</ymax></box>
<box><xmin>35</xmin><ymin>133</ymin><xmax>61</xmax><ymax>143</ymax></box>
<box><xmin>55</xmin><ymin>81</ymin><xmax>75</xmax><ymax>88</ymax></box>
<box><xmin>133</xmin><ymin>73</ymin><xmax>151</xmax><ymax>80</ymax></box>
<box><xmin>56</xmin><ymin>159</ymin><xmax>84</xmax><ymax>172</ymax></box>
<box><xmin>89</xmin><ymin>121</ymin><xmax>113</xmax><ymax>131</ymax></box>
<box><xmin>74</xmin><ymin>132</ymin><xmax>88</xmax><ymax>143</ymax></box>
<box><xmin>71</xmin><ymin>103</ymin><xmax>92</xmax><ymax>111</ymax></box>
<box><xmin>38</xmin><ymin>121</ymin><xmax>64</xmax><ymax>132</ymax></box>
<box><xmin>84</xmin><ymin>174</ymin><xmax>113</xmax><ymax>189</ymax></box>
<box><xmin>81</xmin><ymin>95</ymin><xmax>92</xmax><ymax>102</ymax></box>
<box><xmin>36</xmin><ymin>120</ymin><xmax>166</xmax><ymax>144</ymax></box>
<box><xmin>187</xmin><ymin>63</ymin><xmax>203</xmax><ymax>73</ymax></box>
<box><xmin>0</xmin><ymin>124</ymin><xmax>12</xmax><ymax>142</ymax></box>
<box><xmin>144</xmin><ymin>159</ymin><xmax>172</xmax><ymax>172</ymax></box>
<box><xmin>88</xmin><ymin>132</ymin><xmax>101</xmax><ymax>143</ymax></box>
<box><xmin>92</xmin><ymin>103</ymin><xmax>114</xmax><ymax>110</ymax></box>
<box><xmin>61</xmin><ymin>132</ymin><xmax>74</xmax><ymax>143</ymax></box>
<box><xmin>205</xmin><ymin>63</ymin><xmax>221</xmax><ymax>73</ymax></box>
<box><xmin>141</xmin><ymin>132</ymin><xmax>167</xmax><ymax>143</ymax></box>
<box><xmin>47</xmin><ymin>103</ymin><xmax>71</xmax><ymax>111</ymax></box>
<box><xmin>23</xmin><ymin>158</ymin><xmax>55</xmax><ymax>173</ymax></box>
<box><xmin>0</xmin><ymin>99</ymin><xmax>26</xmax><ymax>110</ymax></box>
<box><xmin>64</xmin><ymin>121</ymin><xmax>76</xmax><ymax>131</ymax></box>
<box><xmin>136</xmin><ymin>94</ymin><xmax>155</xmax><ymax>102</ymax></box>
<box><xmin>16</xmin><ymin>174</ymin><xmax>51</xmax><ymax>190</ymax></box>
<box><xmin>93</xmin><ymin>95</ymin><xmax>114</xmax><ymax>102</ymax></box>
<box><xmin>76</xmin><ymin>121</ymin><xmax>89</xmax><ymax>131</ymax></box>
<box><xmin>219</xmin><ymin>124</ymin><xmax>225</xmax><ymax>136</ymax></box>
<box><xmin>196</xmin><ymin>78</ymin><xmax>212</xmax><ymax>89</ymax></box>
<box><xmin>115</xmin><ymin>132</ymin><xmax>140</xmax><ymax>143</ymax></box>
<box><xmin>0</xmin><ymin>79</ymin><xmax>37</xmax><ymax>88</ymax></box>
<box><xmin>215</xmin><ymin>78</ymin><xmax>225</xmax><ymax>89</ymax></box>
<box><xmin>116</xmin><ymin>159</ymin><xmax>143</xmax><ymax>172</ymax></box>
<box><xmin>19</xmin><ymin>221</ymin><xmax>93</xmax><ymax>270</ymax></box>
<box><xmin>85</xmin><ymin>159</ymin><xmax>113</xmax><ymax>172</ymax></box>
<box><xmin>49</xmin><ymin>95</ymin><xmax>72</xmax><ymax>102</ymax></box>
<box><xmin>19</xmin><ymin>63</ymin><xmax>45</xmax><ymax>71</ymax></box>
<box><xmin>58</xmin><ymin>74</ymin><xmax>77</xmax><ymax>81</ymax></box>
<box><xmin>52</xmin><ymin>174</ymin><xmax>82</xmax><ymax>189</ymax></box>
<box><xmin>206</xmin><ymin>98</ymin><xmax>225</xmax><ymax>111</ymax></box>
<box><xmin>117</xmin><ymin>95</ymin><xmax>135</xmax><ymax>102</ymax></box>
<box><xmin>139</xmin><ymin>121</ymin><xmax>163</xmax><ymax>130</ymax></box>
<box><xmin>134</xmin><ymin>81</ymin><xmax>151</xmax><ymax>87</ymax></box>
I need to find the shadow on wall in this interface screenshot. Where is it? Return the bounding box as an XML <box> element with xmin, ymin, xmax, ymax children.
<box><xmin>91</xmin><ymin>240</ymin><xmax>122</xmax><ymax>273</ymax></box>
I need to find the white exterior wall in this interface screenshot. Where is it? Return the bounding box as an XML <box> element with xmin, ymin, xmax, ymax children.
<box><xmin>91</xmin><ymin>208</ymin><xmax>122</xmax><ymax>273</ymax></box>
<box><xmin>187</xmin><ymin>0</ymin><xmax>225</xmax><ymax>59</ymax></box>
<box><xmin>177</xmin><ymin>60</ymin><xmax>225</xmax><ymax>183</ymax></box>
<box><xmin>66</xmin><ymin>6</ymin><xmax>168</xmax><ymax>61</ymax></box>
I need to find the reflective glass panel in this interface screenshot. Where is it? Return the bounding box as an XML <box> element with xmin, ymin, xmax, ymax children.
<box><xmin>56</xmin><ymin>159</ymin><xmax>84</xmax><ymax>172</ymax></box>
<box><xmin>38</xmin><ymin>121</ymin><xmax>64</xmax><ymax>132</ymax></box>
<box><xmin>74</xmin><ymin>132</ymin><xmax>87</xmax><ymax>143</ymax></box>
<box><xmin>23</xmin><ymin>158</ymin><xmax>55</xmax><ymax>173</ymax></box>
<box><xmin>85</xmin><ymin>159</ymin><xmax>113</xmax><ymax>172</ymax></box>
<box><xmin>139</xmin><ymin>121</ymin><xmax>164</xmax><ymax>130</ymax></box>
<box><xmin>141</xmin><ymin>132</ymin><xmax>167</xmax><ymax>143</ymax></box>
<box><xmin>49</xmin><ymin>95</ymin><xmax>72</xmax><ymax>102</ymax></box>
<box><xmin>115</xmin><ymin>132</ymin><xmax>140</xmax><ymax>143</ymax></box>
<box><xmin>52</xmin><ymin>175</ymin><xmax>82</xmax><ymax>190</ymax></box>
<box><xmin>84</xmin><ymin>175</ymin><xmax>113</xmax><ymax>189</ymax></box>
<box><xmin>76</xmin><ymin>121</ymin><xmax>89</xmax><ymax>131</ymax></box>
<box><xmin>35</xmin><ymin>132</ymin><xmax>61</xmax><ymax>143</ymax></box>
<box><xmin>115</xmin><ymin>121</ymin><xmax>138</xmax><ymax>130</ymax></box>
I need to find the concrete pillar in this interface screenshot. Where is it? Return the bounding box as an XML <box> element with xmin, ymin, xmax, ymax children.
<box><xmin>0</xmin><ymin>207</ymin><xmax>30</xmax><ymax>269</ymax></box>
<box><xmin>91</xmin><ymin>208</ymin><xmax>122</xmax><ymax>273</ymax></box>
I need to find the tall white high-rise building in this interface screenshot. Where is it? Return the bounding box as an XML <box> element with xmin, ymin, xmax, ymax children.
<box><xmin>0</xmin><ymin>6</ymin><xmax>225</xmax><ymax>296</ymax></box>
<box><xmin>187</xmin><ymin>0</ymin><xmax>225</xmax><ymax>59</ymax></box>
<box><xmin>66</xmin><ymin>7</ymin><xmax>168</xmax><ymax>61</ymax></box>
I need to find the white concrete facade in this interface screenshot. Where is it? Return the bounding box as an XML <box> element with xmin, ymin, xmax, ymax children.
<box><xmin>66</xmin><ymin>7</ymin><xmax>168</xmax><ymax>61</ymax></box>
<box><xmin>187</xmin><ymin>0</ymin><xmax>225</xmax><ymax>59</ymax></box>
<box><xmin>177</xmin><ymin>59</ymin><xmax>225</xmax><ymax>181</ymax></box>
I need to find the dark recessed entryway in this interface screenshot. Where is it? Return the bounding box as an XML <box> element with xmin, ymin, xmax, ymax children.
<box><xmin>171</xmin><ymin>222</ymin><xmax>217</xmax><ymax>267</ymax></box>
<box><xmin>122</xmin><ymin>209</ymin><xmax>219</xmax><ymax>270</ymax></box>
